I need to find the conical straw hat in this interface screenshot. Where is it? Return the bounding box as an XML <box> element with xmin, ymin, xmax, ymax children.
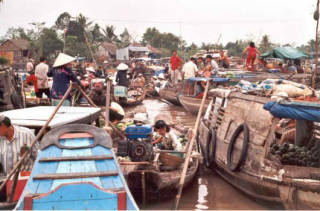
<box><xmin>111</xmin><ymin>102</ymin><xmax>125</xmax><ymax>116</ymax></box>
<box><xmin>53</xmin><ymin>53</ymin><xmax>76</xmax><ymax>68</ymax></box>
<box><xmin>117</xmin><ymin>63</ymin><xmax>128</xmax><ymax>71</ymax></box>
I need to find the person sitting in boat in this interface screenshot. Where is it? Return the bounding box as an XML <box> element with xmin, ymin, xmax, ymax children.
<box><xmin>88</xmin><ymin>79</ymin><xmax>106</xmax><ymax>107</ymax></box>
<box><xmin>135</xmin><ymin>73</ymin><xmax>146</xmax><ymax>88</ymax></box>
<box><xmin>0</xmin><ymin>114</ymin><xmax>39</xmax><ymax>175</ymax></box>
<box><xmin>217</xmin><ymin>50</ymin><xmax>230</xmax><ymax>69</ymax></box>
<box><xmin>152</xmin><ymin>120</ymin><xmax>182</xmax><ymax>151</ymax></box>
<box><xmin>116</xmin><ymin>63</ymin><xmax>129</xmax><ymax>87</ymax></box>
<box><xmin>47</xmin><ymin>53</ymin><xmax>82</xmax><ymax>106</ymax></box>
<box><xmin>205</xmin><ymin>55</ymin><xmax>219</xmax><ymax>75</ymax></box>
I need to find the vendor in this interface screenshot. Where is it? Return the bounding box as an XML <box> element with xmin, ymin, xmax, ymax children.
<box><xmin>218</xmin><ymin>50</ymin><xmax>230</xmax><ymax>68</ymax></box>
<box><xmin>88</xmin><ymin>80</ymin><xmax>106</xmax><ymax>106</ymax></box>
<box><xmin>152</xmin><ymin>120</ymin><xmax>182</xmax><ymax>151</ymax></box>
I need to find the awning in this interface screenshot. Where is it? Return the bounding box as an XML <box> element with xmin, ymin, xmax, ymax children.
<box><xmin>261</xmin><ymin>47</ymin><xmax>309</xmax><ymax>60</ymax></box>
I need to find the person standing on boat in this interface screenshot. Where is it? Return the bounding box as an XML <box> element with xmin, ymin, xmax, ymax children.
<box><xmin>0</xmin><ymin>114</ymin><xmax>39</xmax><ymax>175</ymax></box>
<box><xmin>170</xmin><ymin>50</ymin><xmax>183</xmax><ymax>85</ymax></box>
<box><xmin>35</xmin><ymin>57</ymin><xmax>50</xmax><ymax>99</ymax></box>
<box><xmin>242</xmin><ymin>42</ymin><xmax>261</xmax><ymax>71</ymax></box>
<box><xmin>116</xmin><ymin>63</ymin><xmax>129</xmax><ymax>87</ymax></box>
<box><xmin>47</xmin><ymin>53</ymin><xmax>81</xmax><ymax>106</ymax></box>
<box><xmin>205</xmin><ymin>55</ymin><xmax>219</xmax><ymax>75</ymax></box>
<box><xmin>26</xmin><ymin>59</ymin><xmax>34</xmax><ymax>74</ymax></box>
<box><xmin>182</xmin><ymin>57</ymin><xmax>198</xmax><ymax>95</ymax></box>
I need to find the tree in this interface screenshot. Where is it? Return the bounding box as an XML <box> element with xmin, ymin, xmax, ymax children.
<box><xmin>119</xmin><ymin>28</ymin><xmax>132</xmax><ymax>48</ymax></box>
<box><xmin>55</xmin><ymin>12</ymin><xmax>71</xmax><ymax>31</ymax></box>
<box><xmin>102</xmin><ymin>25</ymin><xmax>119</xmax><ymax>43</ymax></box>
<box><xmin>76</xmin><ymin>13</ymin><xmax>95</xmax><ymax>62</ymax></box>
<box><xmin>91</xmin><ymin>23</ymin><xmax>104</xmax><ymax>42</ymax></box>
<box><xmin>40</xmin><ymin>28</ymin><xmax>63</xmax><ymax>60</ymax></box>
<box><xmin>259</xmin><ymin>34</ymin><xmax>273</xmax><ymax>53</ymax></box>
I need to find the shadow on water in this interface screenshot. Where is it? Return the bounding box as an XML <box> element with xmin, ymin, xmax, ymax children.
<box><xmin>131</xmin><ymin>98</ymin><xmax>284</xmax><ymax>210</ymax></box>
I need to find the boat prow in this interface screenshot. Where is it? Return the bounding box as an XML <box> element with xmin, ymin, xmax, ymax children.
<box><xmin>15</xmin><ymin>124</ymin><xmax>139</xmax><ymax>210</ymax></box>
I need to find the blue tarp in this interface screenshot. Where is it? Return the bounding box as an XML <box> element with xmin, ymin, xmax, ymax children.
<box><xmin>188</xmin><ymin>77</ymin><xmax>230</xmax><ymax>82</ymax></box>
<box><xmin>263</xmin><ymin>101</ymin><xmax>320</xmax><ymax>122</ymax></box>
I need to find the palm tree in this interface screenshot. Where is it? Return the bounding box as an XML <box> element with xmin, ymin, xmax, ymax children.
<box><xmin>77</xmin><ymin>14</ymin><xmax>95</xmax><ymax>63</ymax></box>
<box><xmin>102</xmin><ymin>25</ymin><xmax>118</xmax><ymax>43</ymax></box>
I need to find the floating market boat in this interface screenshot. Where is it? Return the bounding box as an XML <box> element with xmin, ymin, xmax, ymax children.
<box><xmin>114</xmin><ymin>85</ymin><xmax>146</xmax><ymax>107</ymax></box>
<box><xmin>198</xmin><ymin>87</ymin><xmax>320</xmax><ymax>209</ymax></box>
<box><xmin>158</xmin><ymin>82</ymin><xmax>183</xmax><ymax>106</ymax></box>
<box><xmin>15</xmin><ymin>124</ymin><xmax>138</xmax><ymax>210</ymax></box>
<box><xmin>178</xmin><ymin>77</ymin><xmax>230</xmax><ymax>115</ymax></box>
<box><xmin>117</xmin><ymin>116</ymin><xmax>199</xmax><ymax>200</ymax></box>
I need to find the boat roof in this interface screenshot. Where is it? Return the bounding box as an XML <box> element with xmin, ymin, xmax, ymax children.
<box><xmin>1</xmin><ymin>106</ymin><xmax>101</xmax><ymax>129</ymax></box>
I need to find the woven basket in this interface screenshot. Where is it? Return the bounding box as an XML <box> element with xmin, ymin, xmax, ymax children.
<box><xmin>159</xmin><ymin>153</ymin><xmax>184</xmax><ymax>168</ymax></box>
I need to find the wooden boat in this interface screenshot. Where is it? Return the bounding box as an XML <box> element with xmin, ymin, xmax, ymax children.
<box><xmin>15</xmin><ymin>124</ymin><xmax>138</xmax><ymax>210</ymax></box>
<box><xmin>122</xmin><ymin>155</ymin><xmax>199</xmax><ymax>201</ymax></box>
<box><xmin>115</xmin><ymin>86</ymin><xmax>146</xmax><ymax>107</ymax></box>
<box><xmin>179</xmin><ymin>95</ymin><xmax>211</xmax><ymax>115</ymax></box>
<box><xmin>158</xmin><ymin>82</ymin><xmax>184</xmax><ymax>106</ymax></box>
<box><xmin>198</xmin><ymin>90</ymin><xmax>320</xmax><ymax>209</ymax></box>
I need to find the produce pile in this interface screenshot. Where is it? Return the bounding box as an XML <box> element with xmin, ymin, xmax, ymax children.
<box><xmin>270</xmin><ymin>142</ymin><xmax>320</xmax><ymax>167</ymax></box>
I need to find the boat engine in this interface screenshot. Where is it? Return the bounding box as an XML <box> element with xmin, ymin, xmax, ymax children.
<box><xmin>117</xmin><ymin>124</ymin><xmax>154</xmax><ymax>162</ymax></box>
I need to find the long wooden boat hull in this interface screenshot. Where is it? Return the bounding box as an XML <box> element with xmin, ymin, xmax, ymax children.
<box><xmin>124</xmin><ymin>159</ymin><xmax>199</xmax><ymax>200</ymax></box>
<box><xmin>159</xmin><ymin>88</ymin><xmax>181</xmax><ymax>106</ymax></box>
<box><xmin>16</xmin><ymin>124</ymin><xmax>138</xmax><ymax>210</ymax></box>
<box><xmin>198</xmin><ymin>92</ymin><xmax>320</xmax><ymax>209</ymax></box>
<box><xmin>179</xmin><ymin>95</ymin><xmax>211</xmax><ymax>115</ymax></box>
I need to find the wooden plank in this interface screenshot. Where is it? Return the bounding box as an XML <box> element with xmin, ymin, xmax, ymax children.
<box><xmin>39</xmin><ymin>155</ymin><xmax>113</xmax><ymax>162</ymax></box>
<box><xmin>34</xmin><ymin>171</ymin><xmax>118</xmax><ymax>180</ymax></box>
<box><xmin>60</xmin><ymin>133</ymin><xmax>93</xmax><ymax>139</ymax></box>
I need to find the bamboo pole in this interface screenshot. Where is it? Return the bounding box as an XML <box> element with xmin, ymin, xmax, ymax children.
<box><xmin>0</xmin><ymin>83</ymin><xmax>74</xmax><ymax>192</ymax></box>
<box><xmin>105</xmin><ymin>79</ymin><xmax>111</xmax><ymax>126</ymax></box>
<box><xmin>173</xmin><ymin>80</ymin><xmax>210</xmax><ymax>210</ymax></box>
<box><xmin>313</xmin><ymin>0</ymin><xmax>320</xmax><ymax>89</ymax></box>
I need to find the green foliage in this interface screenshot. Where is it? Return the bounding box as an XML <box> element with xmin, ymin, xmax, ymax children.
<box><xmin>64</xmin><ymin>35</ymin><xmax>90</xmax><ymax>58</ymax></box>
<box><xmin>0</xmin><ymin>56</ymin><xmax>9</xmax><ymax>65</ymax></box>
<box><xmin>55</xmin><ymin>12</ymin><xmax>71</xmax><ymax>30</ymax></box>
<box><xmin>142</xmin><ymin>27</ymin><xmax>181</xmax><ymax>52</ymax></box>
<box><xmin>41</xmin><ymin>28</ymin><xmax>63</xmax><ymax>59</ymax></box>
<box><xmin>259</xmin><ymin>35</ymin><xmax>274</xmax><ymax>53</ymax></box>
<box><xmin>225</xmin><ymin>40</ymin><xmax>249</xmax><ymax>57</ymax></box>
<box><xmin>119</xmin><ymin>28</ymin><xmax>132</xmax><ymax>48</ymax></box>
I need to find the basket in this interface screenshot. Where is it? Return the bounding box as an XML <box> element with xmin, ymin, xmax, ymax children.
<box><xmin>159</xmin><ymin>153</ymin><xmax>184</xmax><ymax>168</ymax></box>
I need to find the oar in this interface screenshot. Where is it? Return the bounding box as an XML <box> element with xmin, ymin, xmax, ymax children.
<box><xmin>172</xmin><ymin>79</ymin><xmax>210</xmax><ymax>210</ymax></box>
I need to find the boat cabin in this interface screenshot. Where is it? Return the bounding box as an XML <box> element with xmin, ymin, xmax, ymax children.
<box><xmin>198</xmin><ymin>89</ymin><xmax>320</xmax><ymax>209</ymax></box>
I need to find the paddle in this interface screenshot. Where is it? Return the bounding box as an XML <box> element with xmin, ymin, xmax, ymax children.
<box><xmin>172</xmin><ymin>79</ymin><xmax>210</xmax><ymax>210</ymax></box>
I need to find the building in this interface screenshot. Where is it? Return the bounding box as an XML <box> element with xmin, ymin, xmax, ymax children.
<box><xmin>116</xmin><ymin>43</ymin><xmax>149</xmax><ymax>61</ymax></box>
<box><xmin>96</xmin><ymin>42</ymin><xmax>118</xmax><ymax>63</ymax></box>
<box><xmin>0</xmin><ymin>39</ymin><xmax>30</xmax><ymax>70</ymax></box>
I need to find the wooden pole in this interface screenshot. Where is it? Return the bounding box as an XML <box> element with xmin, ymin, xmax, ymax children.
<box><xmin>313</xmin><ymin>0</ymin><xmax>320</xmax><ymax>89</ymax></box>
<box><xmin>105</xmin><ymin>79</ymin><xmax>111</xmax><ymax>126</ymax></box>
<box><xmin>0</xmin><ymin>83</ymin><xmax>74</xmax><ymax>192</ymax></box>
<box><xmin>141</xmin><ymin>171</ymin><xmax>146</xmax><ymax>208</ymax></box>
<box><xmin>172</xmin><ymin>80</ymin><xmax>210</xmax><ymax>210</ymax></box>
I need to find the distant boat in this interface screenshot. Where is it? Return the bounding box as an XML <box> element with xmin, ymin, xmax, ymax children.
<box><xmin>15</xmin><ymin>124</ymin><xmax>138</xmax><ymax>210</ymax></box>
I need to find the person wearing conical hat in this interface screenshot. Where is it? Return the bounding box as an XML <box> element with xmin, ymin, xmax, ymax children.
<box><xmin>47</xmin><ymin>53</ymin><xmax>81</xmax><ymax>106</ymax></box>
<box><xmin>115</xmin><ymin>63</ymin><xmax>129</xmax><ymax>87</ymax></box>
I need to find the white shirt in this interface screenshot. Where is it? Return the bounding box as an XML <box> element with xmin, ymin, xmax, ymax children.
<box><xmin>182</xmin><ymin>61</ymin><xmax>198</xmax><ymax>79</ymax></box>
<box><xmin>0</xmin><ymin>126</ymin><xmax>38</xmax><ymax>175</ymax></box>
<box><xmin>211</xmin><ymin>60</ymin><xmax>219</xmax><ymax>75</ymax></box>
<box><xmin>35</xmin><ymin>62</ymin><xmax>49</xmax><ymax>89</ymax></box>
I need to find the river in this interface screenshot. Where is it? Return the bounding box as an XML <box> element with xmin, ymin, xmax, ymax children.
<box><xmin>125</xmin><ymin>98</ymin><xmax>283</xmax><ymax>210</ymax></box>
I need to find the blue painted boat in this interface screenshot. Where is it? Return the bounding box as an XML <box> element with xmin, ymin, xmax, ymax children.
<box><xmin>15</xmin><ymin>124</ymin><xmax>139</xmax><ymax>210</ymax></box>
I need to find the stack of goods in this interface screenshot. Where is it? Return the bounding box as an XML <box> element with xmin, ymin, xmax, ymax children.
<box><xmin>270</xmin><ymin>142</ymin><xmax>320</xmax><ymax>167</ymax></box>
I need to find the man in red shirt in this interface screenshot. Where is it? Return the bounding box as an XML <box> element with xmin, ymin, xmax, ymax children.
<box><xmin>170</xmin><ymin>50</ymin><xmax>183</xmax><ymax>85</ymax></box>
<box><xmin>23</xmin><ymin>70</ymin><xmax>38</xmax><ymax>95</ymax></box>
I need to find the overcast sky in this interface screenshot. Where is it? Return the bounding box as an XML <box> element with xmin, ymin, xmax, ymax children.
<box><xmin>0</xmin><ymin>0</ymin><xmax>317</xmax><ymax>46</ymax></box>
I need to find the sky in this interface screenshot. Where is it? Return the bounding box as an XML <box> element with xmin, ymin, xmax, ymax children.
<box><xmin>0</xmin><ymin>0</ymin><xmax>317</xmax><ymax>46</ymax></box>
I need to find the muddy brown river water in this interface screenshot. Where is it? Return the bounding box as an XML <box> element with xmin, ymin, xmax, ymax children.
<box><xmin>125</xmin><ymin>98</ymin><xmax>283</xmax><ymax>210</ymax></box>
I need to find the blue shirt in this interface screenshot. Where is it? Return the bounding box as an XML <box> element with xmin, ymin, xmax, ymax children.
<box><xmin>47</xmin><ymin>67</ymin><xmax>80</xmax><ymax>100</ymax></box>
